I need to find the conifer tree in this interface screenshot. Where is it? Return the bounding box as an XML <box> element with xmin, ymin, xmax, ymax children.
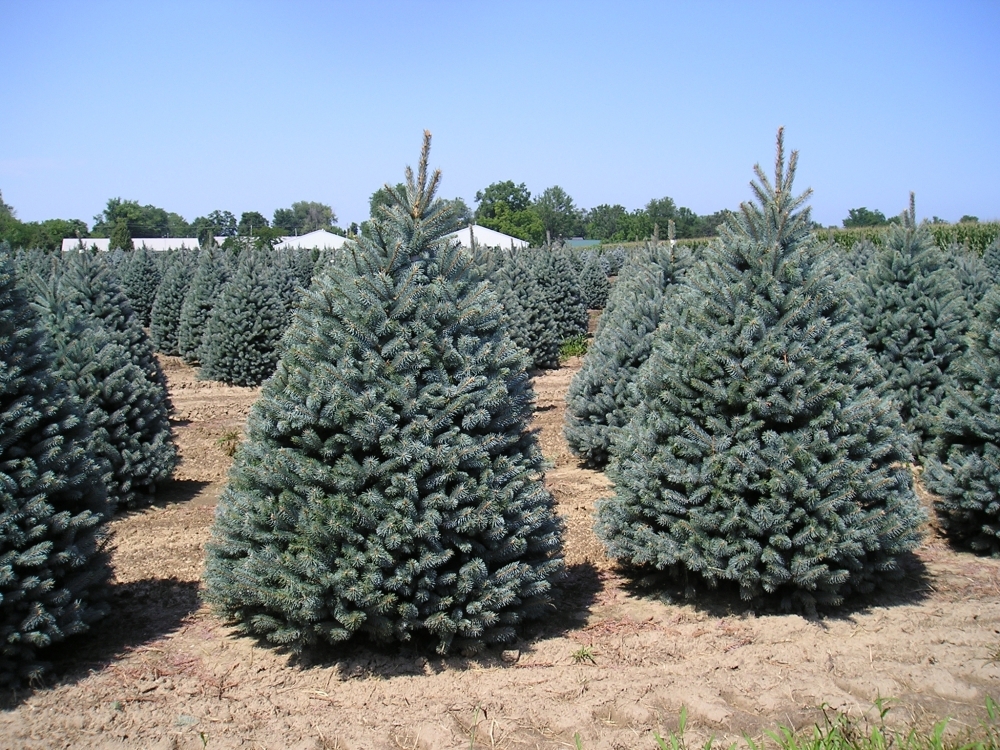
<box><xmin>0</xmin><ymin>252</ymin><xmax>111</xmax><ymax>685</ymax></box>
<box><xmin>924</xmin><ymin>287</ymin><xmax>1000</xmax><ymax>555</ymax></box>
<box><xmin>852</xmin><ymin>198</ymin><xmax>969</xmax><ymax>459</ymax></box>
<box><xmin>119</xmin><ymin>247</ymin><xmax>161</xmax><ymax>327</ymax></box>
<box><xmin>578</xmin><ymin>252</ymin><xmax>611</xmax><ymax>310</ymax></box>
<box><xmin>983</xmin><ymin>236</ymin><xmax>1000</xmax><ymax>284</ymax></box>
<box><xmin>596</xmin><ymin>131</ymin><xmax>923</xmax><ymax>611</ymax></box>
<box><xmin>492</xmin><ymin>251</ymin><xmax>560</xmax><ymax>370</ymax></box>
<box><xmin>58</xmin><ymin>251</ymin><xmax>171</xmax><ymax>402</ymax></box>
<box><xmin>199</xmin><ymin>248</ymin><xmax>288</xmax><ymax>386</ymax></box>
<box><xmin>177</xmin><ymin>247</ymin><xmax>231</xmax><ymax>364</ymax></box>
<box><xmin>32</xmin><ymin>274</ymin><xmax>176</xmax><ymax>510</ymax></box>
<box><xmin>530</xmin><ymin>249</ymin><xmax>588</xmax><ymax>344</ymax></box>
<box><xmin>150</xmin><ymin>252</ymin><xmax>195</xmax><ymax>356</ymax></box>
<box><xmin>205</xmin><ymin>134</ymin><xmax>563</xmax><ymax>654</ymax></box>
<box><xmin>946</xmin><ymin>243</ymin><xmax>993</xmax><ymax>313</ymax></box>
<box><xmin>565</xmin><ymin>241</ymin><xmax>686</xmax><ymax>467</ymax></box>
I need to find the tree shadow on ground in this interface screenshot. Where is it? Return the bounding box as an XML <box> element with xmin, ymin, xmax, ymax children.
<box><xmin>614</xmin><ymin>550</ymin><xmax>932</xmax><ymax>623</ymax></box>
<box><xmin>117</xmin><ymin>479</ymin><xmax>216</xmax><ymax>517</ymax></box>
<box><xmin>0</xmin><ymin>577</ymin><xmax>202</xmax><ymax>707</ymax></box>
<box><xmin>258</xmin><ymin>561</ymin><xmax>605</xmax><ymax>680</ymax></box>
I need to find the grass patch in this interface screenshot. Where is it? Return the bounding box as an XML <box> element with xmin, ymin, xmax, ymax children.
<box><xmin>560</xmin><ymin>335</ymin><xmax>589</xmax><ymax>361</ymax></box>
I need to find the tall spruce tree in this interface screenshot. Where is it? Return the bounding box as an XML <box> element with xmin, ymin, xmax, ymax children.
<box><xmin>205</xmin><ymin>134</ymin><xmax>563</xmax><ymax>654</ymax></box>
<box><xmin>852</xmin><ymin>198</ymin><xmax>970</xmax><ymax>460</ymax></box>
<box><xmin>199</xmin><ymin>248</ymin><xmax>287</xmax><ymax>387</ymax></box>
<box><xmin>177</xmin><ymin>247</ymin><xmax>231</xmax><ymax>364</ymax></box>
<box><xmin>565</xmin><ymin>241</ymin><xmax>687</xmax><ymax>468</ymax></box>
<box><xmin>924</xmin><ymin>287</ymin><xmax>1000</xmax><ymax>555</ymax></box>
<box><xmin>0</xmin><ymin>252</ymin><xmax>111</xmax><ymax>685</ymax></box>
<box><xmin>596</xmin><ymin>131</ymin><xmax>923</xmax><ymax>611</ymax></box>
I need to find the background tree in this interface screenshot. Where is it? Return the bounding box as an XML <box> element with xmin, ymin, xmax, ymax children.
<box><xmin>843</xmin><ymin>207</ymin><xmax>892</xmax><ymax>228</ymax></box>
<box><xmin>584</xmin><ymin>204</ymin><xmax>628</xmax><ymax>241</ymax></box>
<box><xmin>119</xmin><ymin>247</ymin><xmax>161</xmax><ymax>326</ymax></box>
<box><xmin>0</xmin><ymin>251</ymin><xmax>110</xmax><ymax>685</ymax></box>
<box><xmin>474</xmin><ymin>181</ymin><xmax>544</xmax><ymax>243</ymax></box>
<box><xmin>533</xmin><ymin>186</ymin><xmax>583</xmax><ymax>240</ymax></box>
<box><xmin>178</xmin><ymin>247</ymin><xmax>231</xmax><ymax>364</ymax></box>
<box><xmin>109</xmin><ymin>219</ymin><xmax>133</xmax><ymax>252</ymax></box>
<box><xmin>205</xmin><ymin>133</ymin><xmax>563</xmax><ymax>655</ymax></box>
<box><xmin>191</xmin><ymin>210</ymin><xmax>238</xmax><ymax>247</ymax></box>
<box><xmin>272</xmin><ymin>201</ymin><xmax>338</xmax><ymax>235</ymax></box>
<box><xmin>93</xmin><ymin>198</ymin><xmax>189</xmax><ymax>239</ymax></box>
<box><xmin>150</xmin><ymin>251</ymin><xmax>196</xmax><ymax>355</ymax></box>
<box><xmin>596</xmin><ymin>132</ymin><xmax>923</xmax><ymax>611</ymax></box>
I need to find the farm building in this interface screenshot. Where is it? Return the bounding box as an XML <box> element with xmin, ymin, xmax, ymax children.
<box><xmin>447</xmin><ymin>224</ymin><xmax>529</xmax><ymax>250</ymax></box>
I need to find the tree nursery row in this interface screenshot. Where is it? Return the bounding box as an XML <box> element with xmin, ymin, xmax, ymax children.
<box><xmin>2</xmin><ymin>130</ymin><xmax>999</xmax><ymax>688</ymax></box>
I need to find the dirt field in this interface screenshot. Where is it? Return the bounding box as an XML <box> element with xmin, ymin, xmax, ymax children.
<box><xmin>1</xmin><ymin>355</ymin><xmax>998</xmax><ymax>750</ymax></box>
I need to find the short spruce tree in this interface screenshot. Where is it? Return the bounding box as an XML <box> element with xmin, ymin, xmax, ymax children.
<box><xmin>492</xmin><ymin>251</ymin><xmax>560</xmax><ymax>370</ymax></box>
<box><xmin>565</xmin><ymin>241</ymin><xmax>686</xmax><ymax>468</ymax></box>
<box><xmin>177</xmin><ymin>247</ymin><xmax>231</xmax><ymax>364</ymax></box>
<box><xmin>205</xmin><ymin>134</ymin><xmax>563</xmax><ymax>654</ymax></box>
<box><xmin>530</xmin><ymin>248</ymin><xmax>588</xmax><ymax>345</ymax></box>
<box><xmin>0</xmin><ymin>252</ymin><xmax>111</xmax><ymax>685</ymax></box>
<box><xmin>578</xmin><ymin>252</ymin><xmax>611</xmax><ymax>310</ymax></box>
<box><xmin>595</xmin><ymin>132</ymin><xmax>923</xmax><ymax>610</ymax></box>
<box><xmin>119</xmin><ymin>247</ymin><xmax>162</xmax><ymax>327</ymax></box>
<box><xmin>924</xmin><ymin>287</ymin><xmax>1000</xmax><ymax>555</ymax></box>
<box><xmin>199</xmin><ymin>248</ymin><xmax>287</xmax><ymax>387</ymax></box>
<box><xmin>150</xmin><ymin>252</ymin><xmax>195</xmax><ymax>356</ymax></box>
<box><xmin>32</xmin><ymin>274</ymin><xmax>176</xmax><ymax>510</ymax></box>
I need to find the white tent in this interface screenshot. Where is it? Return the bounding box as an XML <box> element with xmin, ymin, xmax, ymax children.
<box><xmin>447</xmin><ymin>224</ymin><xmax>529</xmax><ymax>250</ymax></box>
<box><xmin>274</xmin><ymin>229</ymin><xmax>349</xmax><ymax>251</ymax></box>
<box><xmin>61</xmin><ymin>237</ymin><xmax>198</xmax><ymax>253</ymax></box>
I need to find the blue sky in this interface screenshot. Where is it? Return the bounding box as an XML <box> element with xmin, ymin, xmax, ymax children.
<box><xmin>2</xmin><ymin>0</ymin><xmax>997</xmax><ymax>230</ymax></box>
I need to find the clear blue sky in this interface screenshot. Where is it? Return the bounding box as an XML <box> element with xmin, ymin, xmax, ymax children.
<box><xmin>2</xmin><ymin>0</ymin><xmax>997</xmax><ymax>231</ymax></box>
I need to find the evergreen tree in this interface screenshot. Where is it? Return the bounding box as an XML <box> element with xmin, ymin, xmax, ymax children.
<box><xmin>32</xmin><ymin>274</ymin><xmax>176</xmax><ymax>510</ymax></box>
<box><xmin>946</xmin><ymin>243</ymin><xmax>994</xmax><ymax>313</ymax></box>
<box><xmin>119</xmin><ymin>247</ymin><xmax>161</xmax><ymax>327</ymax></box>
<box><xmin>0</xmin><ymin>252</ymin><xmax>110</xmax><ymax>685</ymax></box>
<box><xmin>177</xmin><ymin>247</ymin><xmax>231</xmax><ymax>364</ymax></box>
<box><xmin>58</xmin><ymin>251</ymin><xmax>171</xmax><ymax>403</ymax></box>
<box><xmin>565</xmin><ymin>241</ymin><xmax>686</xmax><ymax>468</ymax></box>
<box><xmin>924</xmin><ymin>287</ymin><xmax>1000</xmax><ymax>555</ymax></box>
<box><xmin>596</xmin><ymin>132</ymin><xmax>923</xmax><ymax>611</ymax></box>
<box><xmin>150</xmin><ymin>252</ymin><xmax>195</xmax><ymax>356</ymax></box>
<box><xmin>852</xmin><ymin>199</ymin><xmax>970</xmax><ymax>459</ymax></box>
<box><xmin>530</xmin><ymin>248</ymin><xmax>588</xmax><ymax>344</ymax></box>
<box><xmin>205</xmin><ymin>134</ymin><xmax>563</xmax><ymax>654</ymax></box>
<box><xmin>578</xmin><ymin>252</ymin><xmax>611</xmax><ymax>310</ymax></box>
<box><xmin>491</xmin><ymin>251</ymin><xmax>560</xmax><ymax>370</ymax></box>
<box><xmin>199</xmin><ymin>248</ymin><xmax>287</xmax><ymax>386</ymax></box>
<box><xmin>982</xmin><ymin>236</ymin><xmax>1000</xmax><ymax>284</ymax></box>
<box><xmin>109</xmin><ymin>220</ymin><xmax>133</xmax><ymax>252</ymax></box>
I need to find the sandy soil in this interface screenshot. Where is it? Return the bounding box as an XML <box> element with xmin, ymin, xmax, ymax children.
<box><xmin>1</xmin><ymin>355</ymin><xmax>998</xmax><ymax>750</ymax></box>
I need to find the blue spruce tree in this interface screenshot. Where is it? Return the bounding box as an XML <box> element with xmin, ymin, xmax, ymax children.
<box><xmin>0</xmin><ymin>251</ymin><xmax>111</xmax><ymax>685</ymax></box>
<box><xmin>205</xmin><ymin>134</ymin><xmax>563</xmax><ymax>654</ymax></box>
<box><xmin>177</xmin><ymin>247</ymin><xmax>231</xmax><ymax>365</ymax></box>
<box><xmin>150</xmin><ymin>251</ymin><xmax>196</xmax><ymax>356</ymax></box>
<box><xmin>596</xmin><ymin>131</ymin><xmax>923</xmax><ymax>611</ymax></box>
<box><xmin>565</xmin><ymin>241</ymin><xmax>687</xmax><ymax>468</ymax></box>
<box><xmin>924</xmin><ymin>287</ymin><xmax>1000</xmax><ymax>555</ymax></box>
<box><xmin>852</xmin><ymin>200</ymin><xmax>970</xmax><ymax>460</ymax></box>
<box><xmin>199</xmin><ymin>248</ymin><xmax>287</xmax><ymax>387</ymax></box>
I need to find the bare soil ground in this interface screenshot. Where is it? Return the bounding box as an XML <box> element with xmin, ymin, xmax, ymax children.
<box><xmin>1</xmin><ymin>355</ymin><xmax>998</xmax><ymax>750</ymax></box>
